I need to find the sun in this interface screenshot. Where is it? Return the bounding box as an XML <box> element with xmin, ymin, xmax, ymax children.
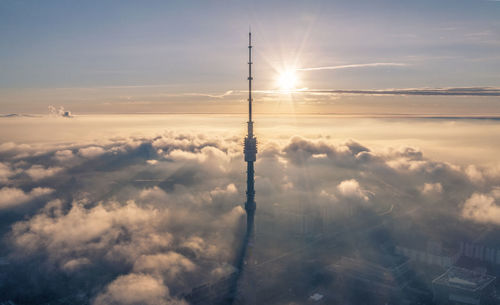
<box><xmin>276</xmin><ymin>69</ymin><xmax>298</xmax><ymax>92</ymax></box>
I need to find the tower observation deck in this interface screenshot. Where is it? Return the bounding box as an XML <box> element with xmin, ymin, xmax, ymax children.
<box><xmin>244</xmin><ymin>31</ymin><xmax>257</xmax><ymax>235</ymax></box>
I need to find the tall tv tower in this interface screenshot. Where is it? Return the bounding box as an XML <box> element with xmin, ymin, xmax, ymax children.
<box><xmin>227</xmin><ymin>30</ymin><xmax>257</xmax><ymax>305</ymax></box>
<box><xmin>244</xmin><ymin>31</ymin><xmax>257</xmax><ymax>239</ymax></box>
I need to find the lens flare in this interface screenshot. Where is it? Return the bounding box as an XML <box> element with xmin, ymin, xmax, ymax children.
<box><xmin>277</xmin><ymin>70</ymin><xmax>298</xmax><ymax>92</ymax></box>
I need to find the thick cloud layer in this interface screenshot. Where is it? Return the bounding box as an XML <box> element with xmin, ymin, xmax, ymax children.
<box><xmin>0</xmin><ymin>130</ymin><xmax>499</xmax><ymax>304</ymax></box>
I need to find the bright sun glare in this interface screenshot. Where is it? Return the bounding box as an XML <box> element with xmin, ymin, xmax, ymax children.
<box><xmin>277</xmin><ymin>70</ymin><xmax>298</xmax><ymax>91</ymax></box>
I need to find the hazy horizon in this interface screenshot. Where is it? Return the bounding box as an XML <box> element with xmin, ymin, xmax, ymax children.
<box><xmin>2</xmin><ymin>0</ymin><xmax>500</xmax><ymax>116</ymax></box>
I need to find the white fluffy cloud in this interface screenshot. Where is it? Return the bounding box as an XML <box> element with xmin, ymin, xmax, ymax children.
<box><xmin>0</xmin><ymin>187</ymin><xmax>54</xmax><ymax>209</ymax></box>
<box><xmin>26</xmin><ymin>165</ymin><xmax>63</xmax><ymax>181</ymax></box>
<box><xmin>79</xmin><ymin>146</ymin><xmax>106</xmax><ymax>158</ymax></box>
<box><xmin>0</xmin><ymin>142</ymin><xmax>31</xmax><ymax>154</ymax></box>
<box><xmin>93</xmin><ymin>273</ymin><xmax>185</xmax><ymax>305</ymax></box>
<box><xmin>337</xmin><ymin>179</ymin><xmax>369</xmax><ymax>201</ymax></box>
<box><xmin>466</xmin><ymin>165</ymin><xmax>484</xmax><ymax>183</ymax></box>
<box><xmin>210</xmin><ymin>183</ymin><xmax>237</xmax><ymax>197</ymax></box>
<box><xmin>462</xmin><ymin>192</ymin><xmax>500</xmax><ymax>225</ymax></box>
<box><xmin>133</xmin><ymin>252</ymin><xmax>196</xmax><ymax>279</ymax></box>
<box><xmin>53</xmin><ymin>149</ymin><xmax>76</xmax><ymax>162</ymax></box>
<box><xmin>11</xmin><ymin>200</ymin><xmax>172</xmax><ymax>264</ymax></box>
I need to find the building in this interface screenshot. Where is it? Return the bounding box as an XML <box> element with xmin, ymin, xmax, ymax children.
<box><xmin>332</xmin><ymin>254</ymin><xmax>411</xmax><ymax>293</ymax></box>
<box><xmin>396</xmin><ymin>241</ymin><xmax>461</xmax><ymax>268</ymax></box>
<box><xmin>432</xmin><ymin>266</ymin><xmax>496</xmax><ymax>305</ymax></box>
<box><xmin>460</xmin><ymin>242</ymin><xmax>500</xmax><ymax>265</ymax></box>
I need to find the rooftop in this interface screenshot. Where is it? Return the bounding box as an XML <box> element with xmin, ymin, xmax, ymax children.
<box><xmin>432</xmin><ymin>266</ymin><xmax>495</xmax><ymax>291</ymax></box>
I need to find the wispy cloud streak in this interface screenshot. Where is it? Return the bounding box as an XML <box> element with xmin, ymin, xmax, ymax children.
<box><xmin>182</xmin><ymin>90</ymin><xmax>234</xmax><ymax>98</ymax></box>
<box><xmin>296</xmin><ymin>62</ymin><xmax>408</xmax><ymax>71</ymax></box>
<box><xmin>302</xmin><ymin>87</ymin><xmax>500</xmax><ymax>96</ymax></box>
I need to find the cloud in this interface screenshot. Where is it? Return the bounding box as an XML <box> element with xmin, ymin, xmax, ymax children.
<box><xmin>210</xmin><ymin>183</ymin><xmax>237</xmax><ymax>197</ymax></box>
<box><xmin>180</xmin><ymin>235</ymin><xmax>219</xmax><ymax>259</ymax></box>
<box><xmin>466</xmin><ymin>165</ymin><xmax>484</xmax><ymax>183</ymax></box>
<box><xmin>62</xmin><ymin>257</ymin><xmax>91</xmax><ymax>272</ymax></box>
<box><xmin>337</xmin><ymin>179</ymin><xmax>369</xmax><ymax>201</ymax></box>
<box><xmin>93</xmin><ymin>273</ymin><xmax>185</xmax><ymax>305</ymax></box>
<box><xmin>385</xmin><ymin>147</ymin><xmax>432</xmax><ymax>172</ymax></box>
<box><xmin>0</xmin><ymin>142</ymin><xmax>33</xmax><ymax>158</ymax></box>
<box><xmin>26</xmin><ymin>165</ymin><xmax>63</xmax><ymax>181</ymax></box>
<box><xmin>53</xmin><ymin>149</ymin><xmax>76</xmax><ymax>162</ymax></box>
<box><xmin>209</xmin><ymin>183</ymin><xmax>238</xmax><ymax>205</ymax></box>
<box><xmin>5</xmin><ymin>135</ymin><xmax>246</xmax><ymax>301</ymax></box>
<box><xmin>421</xmin><ymin>182</ymin><xmax>443</xmax><ymax>195</ymax></box>
<box><xmin>301</xmin><ymin>87</ymin><xmax>500</xmax><ymax>96</ymax></box>
<box><xmin>138</xmin><ymin>186</ymin><xmax>169</xmax><ymax>204</ymax></box>
<box><xmin>11</xmin><ymin>200</ymin><xmax>172</xmax><ymax>264</ymax></box>
<box><xmin>182</xmin><ymin>90</ymin><xmax>234</xmax><ymax>99</ymax></box>
<box><xmin>296</xmin><ymin>62</ymin><xmax>408</xmax><ymax>71</ymax></box>
<box><xmin>0</xmin><ymin>187</ymin><xmax>54</xmax><ymax>209</ymax></box>
<box><xmin>462</xmin><ymin>192</ymin><xmax>500</xmax><ymax>225</ymax></box>
<box><xmin>78</xmin><ymin>146</ymin><xmax>106</xmax><ymax>158</ymax></box>
<box><xmin>1</xmin><ymin>130</ymin><xmax>500</xmax><ymax>303</ymax></box>
<box><xmin>0</xmin><ymin>162</ymin><xmax>18</xmax><ymax>183</ymax></box>
<box><xmin>133</xmin><ymin>252</ymin><xmax>196</xmax><ymax>279</ymax></box>
<box><xmin>49</xmin><ymin>105</ymin><xmax>73</xmax><ymax>118</ymax></box>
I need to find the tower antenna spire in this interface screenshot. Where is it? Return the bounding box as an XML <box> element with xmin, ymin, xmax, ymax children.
<box><xmin>248</xmin><ymin>31</ymin><xmax>253</xmax><ymax>129</ymax></box>
<box><xmin>244</xmin><ymin>29</ymin><xmax>257</xmax><ymax>235</ymax></box>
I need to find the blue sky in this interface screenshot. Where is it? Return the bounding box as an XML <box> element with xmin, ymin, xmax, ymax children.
<box><xmin>0</xmin><ymin>0</ymin><xmax>499</xmax><ymax>114</ymax></box>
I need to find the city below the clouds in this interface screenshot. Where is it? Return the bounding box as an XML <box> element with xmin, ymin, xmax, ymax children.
<box><xmin>1</xmin><ymin>1</ymin><xmax>500</xmax><ymax>305</ymax></box>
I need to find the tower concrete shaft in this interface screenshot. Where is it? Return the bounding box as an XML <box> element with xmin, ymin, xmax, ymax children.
<box><xmin>244</xmin><ymin>31</ymin><xmax>257</xmax><ymax>233</ymax></box>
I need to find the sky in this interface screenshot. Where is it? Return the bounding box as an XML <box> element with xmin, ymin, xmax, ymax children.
<box><xmin>1</xmin><ymin>0</ymin><xmax>500</xmax><ymax>114</ymax></box>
